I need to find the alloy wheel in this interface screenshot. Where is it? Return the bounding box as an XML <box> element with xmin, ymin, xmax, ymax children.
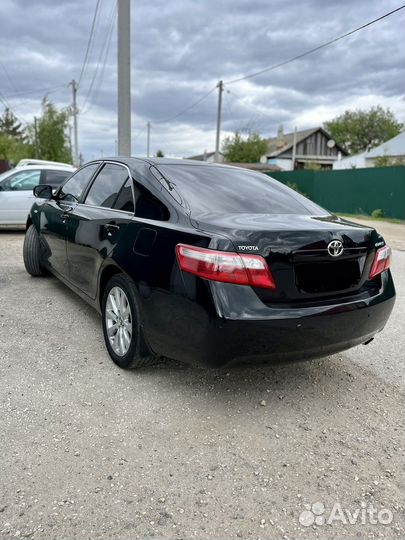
<box><xmin>105</xmin><ymin>286</ymin><xmax>132</xmax><ymax>356</ymax></box>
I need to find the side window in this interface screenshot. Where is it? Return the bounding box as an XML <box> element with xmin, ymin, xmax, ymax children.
<box><xmin>0</xmin><ymin>170</ymin><xmax>41</xmax><ymax>191</ymax></box>
<box><xmin>44</xmin><ymin>169</ymin><xmax>72</xmax><ymax>187</ymax></box>
<box><xmin>84</xmin><ymin>163</ymin><xmax>128</xmax><ymax>208</ymax></box>
<box><xmin>58</xmin><ymin>163</ymin><xmax>99</xmax><ymax>202</ymax></box>
<box><xmin>113</xmin><ymin>178</ymin><xmax>135</xmax><ymax>213</ymax></box>
<box><xmin>134</xmin><ymin>183</ymin><xmax>169</xmax><ymax>221</ymax></box>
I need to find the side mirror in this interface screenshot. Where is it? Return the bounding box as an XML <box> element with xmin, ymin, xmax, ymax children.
<box><xmin>33</xmin><ymin>184</ymin><xmax>53</xmax><ymax>199</ymax></box>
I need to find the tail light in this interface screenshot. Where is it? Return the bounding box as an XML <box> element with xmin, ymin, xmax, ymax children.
<box><xmin>176</xmin><ymin>243</ymin><xmax>276</xmax><ymax>289</ymax></box>
<box><xmin>369</xmin><ymin>245</ymin><xmax>391</xmax><ymax>280</ymax></box>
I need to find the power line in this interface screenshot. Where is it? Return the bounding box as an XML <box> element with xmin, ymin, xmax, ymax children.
<box><xmin>152</xmin><ymin>86</ymin><xmax>217</xmax><ymax>124</ymax></box>
<box><xmin>78</xmin><ymin>0</ymin><xmax>102</xmax><ymax>87</ymax></box>
<box><xmin>224</xmin><ymin>5</ymin><xmax>405</xmax><ymax>85</ymax></box>
<box><xmin>81</xmin><ymin>1</ymin><xmax>117</xmax><ymax>113</ymax></box>
<box><xmin>2</xmin><ymin>84</ymin><xmax>67</xmax><ymax>99</ymax></box>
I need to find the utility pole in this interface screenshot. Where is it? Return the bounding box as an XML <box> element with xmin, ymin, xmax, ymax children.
<box><xmin>214</xmin><ymin>80</ymin><xmax>224</xmax><ymax>163</ymax></box>
<box><xmin>34</xmin><ymin>116</ymin><xmax>39</xmax><ymax>159</ymax></box>
<box><xmin>70</xmin><ymin>80</ymin><xmax>79</xmax><ymax>166</ymax></box>
<box><xmin>68</xmin><ymin>123</ymin><xmax>73</xmax><ymax>163</ymax></box>
<box><xmin>291</xmin><ymin>126</ymin><xmax>297</xmax><ymax>170</ymax></box>
<box><xmin>146</xmin><ymin>122</ymin><xmax>151</xmax><ymax>157</ymax></box>
<box><xmin>117</xmin><ymin>0</ymin><xmax>131</xmax><ymax>156</ymax></box>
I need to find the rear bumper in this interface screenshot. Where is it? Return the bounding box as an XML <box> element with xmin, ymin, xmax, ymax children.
<box><xmin>141</xmin><ymin>270</ymin><xmax>396</xmax><ymax>367</ymax></box>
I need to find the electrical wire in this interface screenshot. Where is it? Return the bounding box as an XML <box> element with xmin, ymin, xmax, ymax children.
<box><xmin>152</xmin><ymin>86</ymin><xmax>217</xmax><ymax>124</ymax></box>
<box><xmin>80</xmin><ymin>1</ymin><xmax>116</xmax><ymax>114</ymax></box>
<box><xmin>224</xmin><ymin>5</ymin><xmax>405</xmax><ymax>85</ymax></box>
<box><xmin>2</xmin><ymin>84</ymin><xmax>67</xmax><ymax>99</ymax></box>
<box><xmin>78</xmin><ymin>0</ymin><xmax>102</xmax><ymax>87</ymax></box>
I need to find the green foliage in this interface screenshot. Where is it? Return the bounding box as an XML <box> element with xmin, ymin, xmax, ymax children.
<box><xmin>286</xmin><ymin>181</ymin><xmax>307</xmax><ymax>198</ymax></box>
<box><xmin>156</xmin><ymin>149</ymin><xmax>164</xmax><ymax>157</ymax></box>
<box><xmin>374</xmin><ymin>154</ymin><xmax>405</xmax><ymax>167</ymax></box>
<box><xmin>0</xmin><ymin>133</ymin><xmax>34</xmax><ymax>164</ymax></box>
<box><xmin>371</xmin><ymin>208</ymin><xmax>384</xmax><ymax>218</ymax></box>
<box><xmin>35</xmin><ymin>98</ymin><xmax>72</xmax><ymax>163</ymax></box>
<box><xmin>324</xmin><ymin>106</ymin><xmax>403</xmax><ymax>155</ymax></box>
<box><xmin>0</xmin><ymin>108</ymin><xmax>25</xmax><ymax>140</ymax></box>
<box><xmin>222</xmin><ymin>132</ymin><xmax>268</xmax><ymax>163</ymax></box>
<box><xmin>303</xmin><ymin>162</ymin><xmax>322</xmax><ymax>171</ymax></box>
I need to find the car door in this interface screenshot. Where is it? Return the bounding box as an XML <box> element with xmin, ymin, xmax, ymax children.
<box><xmin>65</xmin><ymin>162</ymin><xmax>133</xmax><ymax>298</ymax></box>
<box><xmin>0</xmin><ymin>169</ymin><xmax>41</xmax><ymax>225</ymax></box>
<box><xmin>39</xmin><ymin>163</ymin><xmax>100</xmax><ymax>277</ymax></box>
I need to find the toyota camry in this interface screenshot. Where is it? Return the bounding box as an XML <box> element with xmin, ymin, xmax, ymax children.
<box><xmin>23</xmin><ymin>157</ymin><xmax>395</xmax><ymax>369</ymax></box>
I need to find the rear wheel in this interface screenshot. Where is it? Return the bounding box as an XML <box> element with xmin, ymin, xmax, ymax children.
<box><xmin>101</xmin><ymin>274</ymin><xmax>158</xmax><ymax>369</ymax></box>
<box><xmin>23</xmin><ymin>224</ymin><xmax>47</xmax><ymax>277</ymax></box>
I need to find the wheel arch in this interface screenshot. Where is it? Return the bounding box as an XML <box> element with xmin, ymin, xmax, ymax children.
<box><xmin>26</xmin><ymin>215</ymin><xmax>33</xmax><ymax>231</ymax></box>
<box><xmin>98</xmin><ymin>264</ymin><xmax>123</xmax><ymax>310</ymax></box>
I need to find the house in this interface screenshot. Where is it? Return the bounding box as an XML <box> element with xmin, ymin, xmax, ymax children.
<box><xmin>185</xmin><ymin>150</ymin><xmax>279</xmax><ymax>172</ymax></box>
<box><xmin>264</xmin><ymin>126</ymin><xmax>348</xmax><ymax>170</ymax></box>
<box><xmin>333</xmin><ymin>131</ymin><xmax>405</xmax><ymax>169</ymax></box>
<box><xmin>186</xmin><ymin>151</ymin><xmax>224</xmax><ymax>163</ymax></box>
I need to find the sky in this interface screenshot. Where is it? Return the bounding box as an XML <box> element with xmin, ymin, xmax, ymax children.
<box><xmin>0</xmin><ymin>0</ymin><xmax>404</xmax><ymax>161</ymax></box>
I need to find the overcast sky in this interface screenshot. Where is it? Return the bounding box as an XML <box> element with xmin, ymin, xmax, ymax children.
<box><xmin>0</xmin><ymin>0</ymin><xmax>404</xmax><ymax>161</ymax></box>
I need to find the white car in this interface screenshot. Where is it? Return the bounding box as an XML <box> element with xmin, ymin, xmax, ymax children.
<box><xmin>16</xmin><ymin>158</ymin><xmax>74</xmax><ymax>168</ymax></box>
<box><xmin>0</xmin><ymin>164</ymin><xmax>75</xmax><ymax>225</ymax></box>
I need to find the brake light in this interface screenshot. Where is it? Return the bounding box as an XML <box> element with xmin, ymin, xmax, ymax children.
<box><xmin>369</xmin><ymin>245</ymin><xmax>391</xmax><ymax>280</ymax></box>
<box><xmin>176</xmin><ymin>243</ymin><xmax>276</xmax><ymax>289</ymax></box>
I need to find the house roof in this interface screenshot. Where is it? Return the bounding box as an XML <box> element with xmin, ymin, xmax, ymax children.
<box><xmin>366</xmin><ymin>130</ymin><xmax>405</xmax><ymax>158</ymax></box>
<box><xmin>266</xmin><ymin>127</ymin><xmax>348</xmax><ymax>157</ymax></box>
<box><xmin>186</xmin><ymin>151</ymin><xmax>223</xmax><ymax>160</ymax></box>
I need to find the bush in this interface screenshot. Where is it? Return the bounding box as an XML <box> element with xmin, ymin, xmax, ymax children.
<box><xmin>286</xmin><ymin>181</ymin><xmax>308</xmax><ymax>198</ymax></box>
<box><xmin>371</xmin><ymin>209</ymin><xmax>384</xmax><ymax>218</ymax></box>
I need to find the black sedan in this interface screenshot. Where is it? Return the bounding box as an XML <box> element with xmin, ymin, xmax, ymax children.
<box><xmin>23</xmin><ymin>157</ymin><xmax>395</xmax><ymax>369</ymax></box>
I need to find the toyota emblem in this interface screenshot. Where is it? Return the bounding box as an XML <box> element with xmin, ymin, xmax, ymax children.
<box><xmin>327</xmin><ymin>240</ymin><xmax>344</xmax><ymax>257</ymax></box>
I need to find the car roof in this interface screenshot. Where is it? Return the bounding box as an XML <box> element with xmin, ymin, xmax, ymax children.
<box><xmin>93</xmin><ymin>156</ymin><xmax>236</xmax><ymax>169</ymax></box>
<box><xmin>9</xmin><ymin>164</ymin><xmax>75</xmax><ymax>172</ymax></box>
<box><xmin>16</xmin><ymin>158</ymin><xmax>74</xmax><ymax>168</ymax></box>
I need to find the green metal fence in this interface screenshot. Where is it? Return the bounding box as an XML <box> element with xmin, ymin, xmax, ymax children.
<box><xmin>267</xmin><ymin>166</ymin><xmax>405</xmax><ymax>220</ymax></box>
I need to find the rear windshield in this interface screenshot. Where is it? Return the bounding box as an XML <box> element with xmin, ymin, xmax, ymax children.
<box><xmin>157</xmin><ymin>164</ymin><xmax>326</xmax><ymax>215</ymax></box>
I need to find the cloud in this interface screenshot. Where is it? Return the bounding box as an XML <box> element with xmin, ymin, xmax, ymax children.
<box><xmin>0</xmin><ymin>0</ymin><xmax>403</xmax><ymax>159</ymax></box>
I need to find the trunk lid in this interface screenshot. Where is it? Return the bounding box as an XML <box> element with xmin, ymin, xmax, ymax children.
<box><xmin>191</xmin><ymin>213</ymin><xmax>384</xmax><ymax>304</ymax></box>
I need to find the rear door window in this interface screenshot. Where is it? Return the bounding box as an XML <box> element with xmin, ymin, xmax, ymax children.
<box><xmin>84</xmin><ymin>163</ymin><xmax>129</xmax><ymax>208</ymax></box>
<box><xmin>113</xmin><ymin>178</ymin><xmax>135</xmax><ymax>213</ymax></box>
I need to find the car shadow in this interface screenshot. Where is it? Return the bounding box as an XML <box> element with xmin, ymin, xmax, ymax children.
<box><xmin>49</xmin><ymin>272</ymin><xmax>361</xmax><ymax>409</ymax></box>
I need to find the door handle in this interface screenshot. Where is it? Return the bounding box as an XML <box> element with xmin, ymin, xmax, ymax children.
<box><xmin>60</xmin><ymin>205</ymin><xmax>74</xmax><ymax>222</ymax></box>
<box><xmin>104</xmin><ymin>223</ymin><xmax>120</xmax><ymax>236</ymax></box>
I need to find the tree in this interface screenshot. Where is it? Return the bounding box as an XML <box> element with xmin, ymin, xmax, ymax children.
<box><xmin>35</xmin><ymin>98</ymin><xmax>72</xmax><ymax>163</ymax></box>
<box><xmin>373</xmin><ymin>154</ymin><xmax>405</xmax><ymax>167</ymax></box>
<box><xmin>222</xmin><ymin>132</ymin><xmax>268</xmax><ymax>163</ymax></box>
<box><xmin>156</xmin><ymin>149</ymin><xmax>164</xmax><ymax>157</ymax></box>
<box><xmin>324</xmin><ymin>106</ymin><xmax>403</xmax><ymax>155</ymax></box>
<box><xmin>0</xmin><ymin>108</ymin><xmax>25</xmax><ymax>140</ymax></box>
<box><xmin>0</xmin><ymin>133</ymin><xmax>34</xmax><ymax>164</ymax></box>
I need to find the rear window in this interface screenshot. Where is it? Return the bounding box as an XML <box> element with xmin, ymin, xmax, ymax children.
<box><xmin>157</xmin><ymin>165</ymin><xmax>325</xmax><ymax>215</ymax></box>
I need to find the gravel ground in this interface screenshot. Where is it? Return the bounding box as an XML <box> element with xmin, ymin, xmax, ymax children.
<box><xmin>0</xmin><ymin>231</ymin><xmax>404</xmax><ymax>540</ymax></box>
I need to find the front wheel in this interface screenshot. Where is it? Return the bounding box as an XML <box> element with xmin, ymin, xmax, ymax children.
<box><xmin>23</xmin><ymin>224</ymin><xmax>47</xmax><ymax>277</ymax></box>
<box><xmin>101</xmin><ymin>274</ymin><xmax>158</xmax><ymax>369</ymax></box>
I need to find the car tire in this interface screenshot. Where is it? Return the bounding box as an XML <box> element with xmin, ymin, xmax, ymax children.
<box><xmin>101</xmin><ymin>274</ymin><xmax>159</xmax><ymax>369</ymax></box>
<box><xmin>23</xmin><ymin>224</ymin><xmax>47</xmax><ymax>277</ymax></box>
